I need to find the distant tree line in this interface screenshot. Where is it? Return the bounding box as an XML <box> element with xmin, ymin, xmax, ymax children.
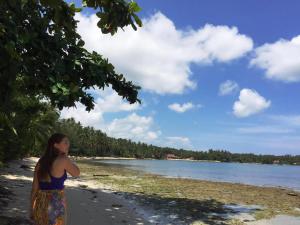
<box><xmin>1</xmin><ymin>106</ymin><xmax>300</xmax><ymax>166</ymax></box>
<box><xmin>53</xmin><ymin>118</ymin><xmax>300</xmax><ymax>166</ymax></box>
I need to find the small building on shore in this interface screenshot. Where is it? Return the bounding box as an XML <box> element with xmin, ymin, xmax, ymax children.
<box><xmin>185</xmin><ymin>157</ymin><xmax>194</xmax><ymax>160</ymax></box>
<box><xmin>165</xmin><ymin>153</ymin><xmax>177</xmax><ymax>160</ymax></box>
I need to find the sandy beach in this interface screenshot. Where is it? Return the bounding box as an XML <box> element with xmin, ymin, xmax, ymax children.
<box><xmin>1</xmin><ymin>156</ymin><xmax>300</xmax><ymax>225</ymax></box>
<box><xmin>0</xmin><ymin>157</ymin><xmax>151</xmax><ymax>225</ymax></box>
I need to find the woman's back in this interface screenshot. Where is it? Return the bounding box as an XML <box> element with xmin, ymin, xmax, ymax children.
<box><xmin>39</xmin><ymin>170</ymin><xmax>67</xmax><ymax>190</ymax></box>
<box><xmin>39</xmin><ymin>155</ymin><xmax>77</xmax><ymax>190</ymax></box>
<box><xmin>31</xmin><ymin>133</ymin><xmax>80</xmax><ymax>225</ymax></box>
<box><xmin>50</xmin><ymin>156</ymin><xmax>67</xmax><ymax>178</ymax></box>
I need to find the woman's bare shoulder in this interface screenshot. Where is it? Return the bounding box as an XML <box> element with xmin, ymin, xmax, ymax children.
<box><xmin>53</xmin><ymin>155</ymin><xmax>68</xmax><ymax>167</ymax></box>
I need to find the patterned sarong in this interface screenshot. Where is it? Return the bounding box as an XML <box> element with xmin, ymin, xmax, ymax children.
<box><xmin>32</xmin><ymin>189</ymin><xmax>67</xmax><ymax>225</ymax></box>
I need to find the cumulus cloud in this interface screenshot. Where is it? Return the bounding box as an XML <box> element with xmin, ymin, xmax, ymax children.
<box><xmin>164</xmin><ymin>136</ymin><xmax>193</xmax><ymax>150</ymax></box>
<box><xmin>60</xmin><ymin>101</ymin><xmax>105</xmax><ymax>129</ymax></box>
<box><xmin>60</xmin><ymin>85</ymin><xmax>141</xmax><ymax>129</ymax></box>
<box><xmin>86</xmin><ymin>86</ymin><xmax>142</xmax><ymax>112</ymax></box>
<box><xmin>60</xmin><ymin>90</ymin><xmax>162</xmax><ymax>144</ymax></box>
<box><xmin>105</xmin><ymin>112</ymin><xmax>161</xmax><ymax>143</ymax></box>
<box><xmin>233</xmin><ymin>88</ymin><xmax>271</xmax><ymax>118</ymax></box>
<box><xmin>219</xmin><ymin>80</ymin><xmax>239</xmax><ymax>96</ymax></box>
<box><xmin>250</xmin><ymin>35</ymin><xmax>300</xmax><ymax>82</ymax></box>
<box><xmin>168</xmin><ymin>102</ymin><xmax>202</xmax><ymax>113</ymax></box>
<box><xmin>75</xmin><ymin>12</ymin><xmax>253</xmax><ymax>94</ymax></box>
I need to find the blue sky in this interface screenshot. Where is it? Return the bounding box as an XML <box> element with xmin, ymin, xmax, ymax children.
<box><xmin>62</xmin><ymin>1</ymin><xmax>300</xmax><ymax>155</ymax></box>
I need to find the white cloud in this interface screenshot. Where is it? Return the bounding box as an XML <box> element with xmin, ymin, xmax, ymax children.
<box><xmin>190</xmin><ymin>24</ymin><xmax>253</xmax><ymax>62</ymax></box>
<box><xmin>168</xmin><ymin>102</ymin><xmax>202</xmax><ymax>113</ymax></box>
<box><xmin>60</xmin><ymin>101</ymin><xmax>104</xmax><ymax>129</ymax></box>
<box><xmin>87</xmin><ymin>86</ymin><xmax>142</xmax><ymax>112</ymax></box>
<box><xmin>250</xmin><ymin>35</ymin><xmax>300</xmax><ymax>82</ymax></box>
<box><xmin>164</xmin><ymin>136</ymin><xmax>193</xmax><ymax>150</ymax></box>
<box><xmin>105</xmin><ymin>112</ymin><xmax>161</xmax><ymax>143</ymax></box>
<box><xmin>60</xmin><ymin>97</ymin><xmax>164</xmax><ymax>146</ymax></box>
<box><xmin>60</xmin><ymin>85</ymin><xmax>142</xmax><ymax>129</ymax></box>
<box><xmin>75</xmin><ymin>12</ymin><xmax>253</xmax><ymax>94</ymax></box>
<box><xmin>233</xmin><ymin>88</ymin><xmax>271</xmax><ymax>118</ymax></box>
<box><xmin>219</xmin><ymin>80</ymin><xmax>239</xmax><ymax>96</ymax></box>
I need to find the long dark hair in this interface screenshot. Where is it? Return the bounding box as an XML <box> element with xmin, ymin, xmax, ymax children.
<box><xmin>37</xmin><ymin>133</ymin><xmax>67</xmax><ymax>182</ymax></box>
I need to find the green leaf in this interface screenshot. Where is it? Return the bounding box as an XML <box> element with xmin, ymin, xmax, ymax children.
<box><xmin>69</xmin><ymin>2</ymin><xmax>82</xmax><ymax>13</ymax></box>
<box><xmin>77</xmin><ymin>40</ymin><xmax>85</xmax><ymax>47</ymax></box>
<box><xmin>75</xmin><ymin>60</ymin><xmax>82</xmax><ymax>66</ymax></box>
<box><xmin>61</xmin><ymin>86</ymin><xmax>69</xmax><ymax>95</ymax></box>
<box><xmin>130</xmin><ymin>21</ymin><xmax>137</xmax><ymax>31</ymax></box>
<box><xmin>51</xmin><ymin>86</ymin><xmax>58</xmax><ymax>93</ymax></box>
<box><xmin>133</xmin><ymin>14</ymin><xmax>142</xmax><ymax>27</ymax></box>
<box><xmin>56</xmin><ymin>82</ymin><xmax>63</xmax><ymax>88</ymax></box>
<box><xmin>0</xmin><ymin>113</ymin><xmax>18</xmax><ymax>136</ymax></box>
<box><xmin>129</xmin><ymin>2</ymin><xmax>141</xmax><ymax>13</ymax></box>
<box><xmin>75</xmin><ymin>7</ymin><xmax>82</xmax><ymax>12</ymax></box>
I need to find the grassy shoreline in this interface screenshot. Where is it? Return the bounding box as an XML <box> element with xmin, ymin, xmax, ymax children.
<box><xmin>75</xmin><ymin>158</ymin><xmax>300</xmax><ymax>224</ymax></box>
<box><xmin>72</xmin><ymin>155</ymin><xmax>300</xmax><ymax>166</ymax></box>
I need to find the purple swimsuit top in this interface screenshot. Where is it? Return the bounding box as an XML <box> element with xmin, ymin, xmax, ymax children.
<box><xmin>39</xmin><ymin>169</ymin><xmax>67</xmax><ymax>190</ymax></box>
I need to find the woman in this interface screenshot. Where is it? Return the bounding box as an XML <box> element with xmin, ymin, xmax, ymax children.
<box><xmin>30</xmin><ymin>133</ymin><xmax>80</xmax><ymax>225</ymax></box>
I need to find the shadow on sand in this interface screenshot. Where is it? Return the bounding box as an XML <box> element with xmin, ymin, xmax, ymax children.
<box><xmin>0</xmin><ymin>161</ymin><xmax>261</xmax><ymax>225</ymax></box>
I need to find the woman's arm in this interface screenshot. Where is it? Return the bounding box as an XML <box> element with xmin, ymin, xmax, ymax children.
<box><xmin>64</xmin><ymin>156</ymin><xmax>80</xmax><ymax>177</ymax></box>
<box><xmin>30</xmin><ymin>162</ymin><xmax>40</xmax><ymax>217</ymax></box>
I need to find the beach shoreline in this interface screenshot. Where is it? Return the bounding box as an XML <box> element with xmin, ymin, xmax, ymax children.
<box><xmin>75</xmin><ymin>157</ymin><xmax>300</xmax><ymax>224</ymax></box>
<box><xmin>75</xmin><ymin>155</ymin><xmax>300</xmax><ymax>193</ymax></box>
<box><xmin>71</xmin><ymin>155</ymin><xmax>300</xmax><ymax>166</ymax></box>
<box><xmin>1</xmin><ymin>156</ymin><xmax>300</xmax><ymax>225</ymax></box>
<box><xmin>73</xmin><ymin>155</ymin><xmax>222</xmax><ymax>162</ymax></box>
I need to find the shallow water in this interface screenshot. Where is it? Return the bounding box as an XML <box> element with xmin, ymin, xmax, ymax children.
<box><xmin>94</xmin><ymin>159</ymin><xmax>300</xmax><ymax>191</ymax></box>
